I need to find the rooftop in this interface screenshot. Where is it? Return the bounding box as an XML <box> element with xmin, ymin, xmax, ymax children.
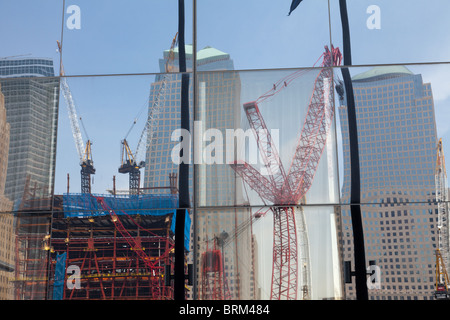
<box><xmin>352</xmin><ymin>66</ymin><xmax>414</xmax><ymax>82</ymax></box>
<box><xmin>164</xmin><ymin>45</ymin><xmax>230</xmax><ymax>62</ymax></box>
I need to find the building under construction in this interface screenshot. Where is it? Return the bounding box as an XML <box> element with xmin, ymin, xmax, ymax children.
<box><xmin>13</xmin><ymin>187</ymin><xmax>190</xmax><ymax>300</ymax></box>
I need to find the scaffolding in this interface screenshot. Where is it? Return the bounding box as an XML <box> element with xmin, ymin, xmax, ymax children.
<box><xmin>49</xmin><ymin>215</ymin><xmax>174</xmax><ymax>300</ymax></box>
<box><xmin>48</xmin><ymin>193</ymin><xmax>187</xmax><ymax>300</ymax></box>
<box><xmin>200</xmin><ymin>239</ymin><xmax>231</xmax><ymax>300</ymax></box>
<box><xmin>10</xmin><ymin>175</ymin><xmax>54</xmax><ymax>300</ymax></box>
<box><xmin>12</xmin><ymin>189</ymin><xmax>190</xmax><ymax>300</ymax></box>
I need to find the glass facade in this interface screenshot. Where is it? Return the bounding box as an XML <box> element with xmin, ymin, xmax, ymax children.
<box><xmin>0</xmin><ymin>59</ymin><xmax>59</xmax><ymax>206</ymax></box>
<box><xmin>0</xmin><ymin>0</ymin><xmax>449</xmax><ymax>304</ymax></box>
<box><xmin>339</xmin><ymin>66</ymin><xmax>442</xmax><ymax>299</ymax></box>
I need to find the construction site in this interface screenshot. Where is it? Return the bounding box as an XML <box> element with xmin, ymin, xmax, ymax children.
<box><xmin>8</xmin><ymin>41</ymin><xmax>343</xmax><ymax>301</ymax></box>
<box><xmin>10</xmin><ymin>36</ymin><xmax>189</xmax><ymax>300</ymax></box>
<box><xmin>11</xmin><ymin>173</ymin><xmax>187</xmax><ymax>300</ymax></box>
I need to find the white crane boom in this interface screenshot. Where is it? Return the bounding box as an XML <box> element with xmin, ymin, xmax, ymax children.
<box><xmin>134</xmin><ymin>33</ymin><xmax>178</xmax><ymax>164</ymax></box>
<box><xmin>135</xmin><ymin>72</ymin><xmax>171</xmax><ymax>163</ymax></box>
<box><xmin>57</xmin><ymin>41</ymin><xmax>85</xmax><ymax>164</ymax></box>
<box><xmin>60</xmin><ymin>76</ymin><xmax>85</xmax><ymax>163</ymax></box>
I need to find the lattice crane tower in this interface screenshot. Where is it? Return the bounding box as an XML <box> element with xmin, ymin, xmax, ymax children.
<box><xmin>230</xmin><ymin>45</ymin><xmax>342</xmax><ymax>300</ymax></box>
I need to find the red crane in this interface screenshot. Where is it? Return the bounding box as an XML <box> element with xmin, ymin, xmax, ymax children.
<box><xmin>201</xmin><ymin>237</ymin><xmax>232</xmax><ymax>300</ymax></box>
<box><xmin>94</xmin><ymin>196</ymin><xmax>173</xmax><ymax>272</ymax></box>
<box><xmin>230</xmin><ymin>45</ymin><xmax>342</xmax><ymax>300</ymax></box>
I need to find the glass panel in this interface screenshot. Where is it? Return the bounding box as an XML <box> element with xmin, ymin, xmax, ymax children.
<box><xmin>196</xmin><ymin>66</ymin><xmax>341</xmax><ymax>207</ymax></box>
<box><xmin>337</xmin><ymin>64</ymin><xmax>450</xmax><ymax>204</ymax></box>
<box><xmin>0</xmin><ymin>0</ymin><xmax>63</xmax><ymax>76</ymax></box>
<box><xmin>0</xmin><ymin>76</ymin><xmax>59</xmax><ymax>211</ymax></box>
<box><xmin>55</xmin><ymin>73</ymin><xmax>193</xmax><ymax>198</ymax></box>
<box><xmin>197</xmin><ymin>0</ymin><xmax>331</xmax><ymax>70</ymax></box>
<box><xmin>0</xmin><ymin>75</ymin><xmax>59</xmax><ymax>299</ymax></box>
<box><xmin>60</xmin><ymin>0</ymin><xmax>193</xmax><ymax>75</ymax></box>
<box><xmin>2</xmin><ymin>0</ymin><xmax>449</xmax><ymax>303</ymax></box>
<box><xmin>0</xmin><ymin>0</ymin><xmax>61</xmax><ymax>294</ymax></box>
<box><xmin>194</xmin><ymin>206</ymin><xmax>254</xmax><ymax>299</ymax></box>
<box><xmin>330</xmin><ymin>0</ymin><xmax>450</xmax><ymax>65</ymax></box>
<box><xmin>194</xmin><ymin>204</ymin><xmax>342</xmax><ymax>300</ymax></box>
<box><xmin>53</xmin><ymin>73</ymin><xmax>191</xmax><ymax>300</ymax></box>
<box><xmin>338</xmin><ymin>63</ymin><xmax>450</xmax><ymax>300</ymax></box>
<box><xmin>341</xmin><ymin>202</ymin><xmax>440</xmax><ymax>301</ymax></box>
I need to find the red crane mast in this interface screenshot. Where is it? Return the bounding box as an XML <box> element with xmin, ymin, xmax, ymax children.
<box><xmin>230</xmin><ymin>45</ymin><xmax>342</xmax><ymax>300</ymax></box>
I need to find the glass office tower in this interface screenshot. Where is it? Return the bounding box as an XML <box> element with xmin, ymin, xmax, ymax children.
<box><xmin>339</xmin><ymin>66</ymin><xmax>440</xmax><ymax>300</ymax></box>
<box><xmin>144</xmin><ymin>46</ymin><xmax>255</xmax><ymax>299</ymax></box>
<box><xmin>0</xmin><ymin>58</ymin><xmax>59</xmax><ymax>208</ymax></box>
<box><xmin>144</xmin><ymin>45</ymin><xmax>238</xmax><ymax>198</ymax></box>
<box><xmin>0</xmin><ymin>57</ymin><xmax>59</xmax><ymax>299</ymax></box>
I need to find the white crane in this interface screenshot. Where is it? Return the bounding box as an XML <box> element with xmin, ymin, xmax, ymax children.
<box><xmin>57</xmin><ymin>41</ymin><xmax>95</xmax><ymax>194</ymax></box>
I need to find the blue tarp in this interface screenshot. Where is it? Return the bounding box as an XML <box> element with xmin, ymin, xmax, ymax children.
<box><xmin>171</xmin><ymin>209</ymin><xmax>191</xmax><ymax>251</ymax></box>
<box><xmin>53</xmin><ymin>252</ymin><xmax>66</xmax><ymax>300</ymax></box>
<box><xmin>62</xmin><ymin>193</ymin><xmax>190</xmax><ymax>250</ymax></box>
<box><xmin>62</xmin><ymin>193</ymin><xmax>178</xmax><ymax>218</ymax></box>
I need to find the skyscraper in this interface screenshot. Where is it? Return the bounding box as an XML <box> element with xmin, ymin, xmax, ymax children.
<box><xmin>0</xmin><ymin>58</ymin><xmax>59</xmax><ymax>207</ymax></box>
<box><xmin>143</xmin><ymin>45</ymin><xmax>239</xmax><ymax>199</ymax></box>
<box><xmin>339</xmin><ymin>66</ymin><xmax>441</xmax><ymax>300</ymax></box>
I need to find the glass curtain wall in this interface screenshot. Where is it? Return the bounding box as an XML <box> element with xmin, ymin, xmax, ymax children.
<box><xmin>0</xmin><ymin>0</ymin><xmax>449</xmax><ymax>301</ymax></box>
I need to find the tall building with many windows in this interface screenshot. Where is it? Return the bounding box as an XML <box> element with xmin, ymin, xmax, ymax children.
<box><xmin>0</xmin><ymin>58</ymin><xmax>59</xmax><ymax>207</ymax></box>
<box><xmin>143</xmin><ymin>46</ymin><xmax>256</xmax><ymax>299</ymax></box>
<box><xmin>143</xmin><ymin>45</ymin><xmax>239</xmax><ymax>200</ymax></box>
<box><xmin>338</xmin><ymin>66</ymin><xmax>441</xmax><ymax>300</ymax></box>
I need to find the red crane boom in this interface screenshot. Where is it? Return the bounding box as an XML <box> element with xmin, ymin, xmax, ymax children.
<box><xmin>230</xmin><ymin>45</ymin><xmax>342</xmax><ymax>299</ymax></box>
<box><xmin>94</xmin><ymin>196</ymin><xmax>173</xmax><ymax>271</ymax></box>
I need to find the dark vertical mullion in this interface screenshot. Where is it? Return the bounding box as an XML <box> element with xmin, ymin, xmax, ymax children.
<box><xmin>192</xmin><ymin>0</ymin><xmax>198</xmax><ymax>300</ymax></box>
<box><xmin>174</xmin><ymin>0</ymin><xmax>190</xmax><ymax>301</ymax></box>
<box><xmin>339</xmin><ymin>0</ymin><xmax>368</xmax><ymax>300</ymax></box>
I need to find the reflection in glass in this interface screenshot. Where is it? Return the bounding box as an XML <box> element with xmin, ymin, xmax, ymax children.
<box><xmin>60</xmin><ymin>0</ymin><xmax>193</xmax><ymax>75</ymax></box>
<box><xmin>249</xmin><ymin>205</ymin><xmax>342</xmax><ymax>300</ymax></box>
<box><xmin>195</xmin><ymin>207</ymin><xmax>254</xmax><ymax>300</ymax></box>
<box><xmin>341</xmin><ymin>201</ymin><xmax>441</xmax><ymax>301</ymax></box>
<box><xmin>338</xmin><ymin>65</ymin><xmax>438</xmax><ymax>204</ymax></box>
<box><xmin>49</xmin><ymin>204</ymin><xmax>183</xmax><ymax>300</ymax></box>
<box><xmin>0</xmin><ymin>1</ymin><xmax>62</xmax><ymax>76</ymax></box>
<box><xmin>49</xmin><ymin>71</ymin><xmax>189</xmax><ymax>300</ymax></box>
<box><xmin>338</xmin><ymin>65</ymin><xmax>449</xmax><ymax>300</ymax></box>
<box><xmin>197</xmin><ymin>0</ymin><xmax>331</xmax><ymax>70</ymax></box>
<box><xmin>330</xmin><ymin>0</ymin><xmax>450</xmax><ymax>65</ymax></box>
<box><xmin>144</xmin><ymin>44</ymin><xmax>239</xmax><ymax>204</ymax></box>
<box><xmin>0</xmin><ymin>61</ymin><xmax>59</xmax><ymax>209</ymax></box>
<box><xmin>197</xmin><ymin>54</ymin><xmax>341</xmax><ymax>208</ymax></box>
<box><xmin>0</xmin><ymin>58</ymin><xmax>59</xmax><ymax>299</ymax></box>
<box><xmin>194</xmin><ymin>47</ymin><xmax>342</xmax><ymax>300</ymax></box>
